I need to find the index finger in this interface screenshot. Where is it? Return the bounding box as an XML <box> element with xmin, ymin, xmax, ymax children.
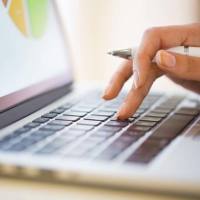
<box><xmin>117</xmin><ymin>63</ymin><xmax>163</xmax><ymax>120</ymax></box>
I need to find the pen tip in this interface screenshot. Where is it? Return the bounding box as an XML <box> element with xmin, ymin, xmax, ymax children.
<box><xmin>107</xmin><ymin>51</ymin><xmax>113</xmax><ymax>55</ymax></box>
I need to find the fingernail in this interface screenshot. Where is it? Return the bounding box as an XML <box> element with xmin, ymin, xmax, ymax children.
<box><xmin>156</xmin><ymin>50</ymin><xmax>176</xmax><ymax>68</ymax></box>
<box><xmin>102</xmin><ymin>85</ymin><xmax>112</xmax><ymax>99</ymax></box>
<box><xmin>133</xmin><ymin>70</ymin><xmax>139</xmax><ymax>89</ymax></box>
<box><xmin>116</xmin><ymin>103</ymin><xmax>127</xmax><ymax>119</ymax></box>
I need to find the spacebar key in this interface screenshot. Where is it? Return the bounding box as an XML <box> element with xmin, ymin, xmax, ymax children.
<box><xmin>150</xmin><ymin>114</ymin><xmax>195</xmax><ymax>139</ymax></box>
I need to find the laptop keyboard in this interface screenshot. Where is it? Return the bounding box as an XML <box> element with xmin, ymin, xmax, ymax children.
<box><xmin>0</xmin><ymin>91</ymin><xmax>199</xmax><ymax>164</ymax></box>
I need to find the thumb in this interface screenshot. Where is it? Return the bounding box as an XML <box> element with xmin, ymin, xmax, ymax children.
<box><xmin>155</xmin><ymin>50</ymin><xmax>200</xmax><ymax>81</ymax></box>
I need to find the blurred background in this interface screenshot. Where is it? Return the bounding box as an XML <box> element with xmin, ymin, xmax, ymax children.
<box><xmin>57</xmin><ymin>0</ymin><xmax>200</xmax><ymax>90</ymax></box>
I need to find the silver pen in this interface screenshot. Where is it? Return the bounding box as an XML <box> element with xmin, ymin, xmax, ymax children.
<box><xmin>108</xmin><ymin>46</ymin><xmax>200</xmax><ymax>60</ymax></box>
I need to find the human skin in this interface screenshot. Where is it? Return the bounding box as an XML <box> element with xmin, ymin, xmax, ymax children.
<box><xmin>102</xmin><ymin>23</ymin><xmax>200</xmax><ymax>120</ymax></box>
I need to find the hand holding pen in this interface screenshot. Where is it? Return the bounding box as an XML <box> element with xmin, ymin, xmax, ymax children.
<box><xmin>102</xmin><ymin>23</ymin><xmax>200</xmax><ymax>120</ymax></box>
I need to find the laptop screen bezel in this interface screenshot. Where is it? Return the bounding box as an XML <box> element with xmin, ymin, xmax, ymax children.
<box><xmin>0</xmin><ymin>1</ymin><xmax>74</xmax><ymax>113</ymax></box>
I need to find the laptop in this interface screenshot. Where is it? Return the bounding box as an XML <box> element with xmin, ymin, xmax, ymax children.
<box><xmin>0</xmin><ymin>0</ymin><xmax>200</xmax><ymax>197</ymax></box>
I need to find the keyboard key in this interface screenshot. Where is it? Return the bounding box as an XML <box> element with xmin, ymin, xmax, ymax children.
<box><xmin>36</xmin><ymin>146</ymin><xmax>58</xmax><ymax>154</ymax></box>
<box><xmin>187</xmin><ymin>124</ymin><xmax>200</xmax><ymax>138</ymax></box>
<box><xmin>5</xmin><ymin>134</ymin><xmax>44</xmax><ymax>152</ymax></box>
<box><xmin>98</xmin><ymin>126</ymin><xmax>122</xmax><ymax>133</ymax></box>
<box><xmin>99</xmin><ymin>108</ymin><xmax>117</xmax><ymax>112</ymax></box>
<box><xmin>96</xmin><ymin>135</ymin><xmax>138</xmax><ymax>160</ymax></box>
<box><xmin>72</xmin><ymin>125</ymin><xmax>94</xmax><ymax>131</ymax></box>
<box><xmin>84</xmin><ymin>115</ymin><xmax>108</xmax><ymax>121</ymax></box>
<box><xmin>42</xmin><ymin>112</ymin><xmax>58</xmax><ymax>119</ymax></box>
<box><xmin>150</xmin><ymin>114</ymin><xmax>195</xmax><ymax>140</ymax></box>
<box><xmin>33</xmin><ymin>117</ymin><xmax>49</xmax><ymax>124</ymax></box>
<box><xmin>51</xmin><ymin>107</ymin><xmax>66</xmax><ymax>114</ymax></box>
<box><xmin>40</xmin><ymin>125</ymin><xmax>65</xmax><ymax>132</ymax></box>
<box><xmin>31</xmin><ymin>130</ymin><xmax>55</xmax><ymax>138</ymax></box>
<box><xmin>36</xmin><ymin>137</ymin><xmax>74</xmax><ymax>154</ymax></box>
<box><xmin>105</xmin><ymin>121</ymin><xmax>129</xmax><ymax>127</ymax></box>
<box><xmin>65</xmin><ymin>145</ymin><xmax>93</xmax><ymax>157</ymax></box>
<box><xmin>126</xmin><ymin>154</ymin><xmax>153</xmax><ymax>164</ymax></box>
<box><xmin>77</xmin><ymin>120</ymin><xmax>101</xmax><ymax>126</ymax></box>
<box><xmin>96</xmin><ymin>148</ymin><xmax>121</xmax><ymax>160</ymax></box>
<box><xmin>49</xmin><ymin>138</ymin><xmax>73</xmax><ymax>147</ymax></box>
<box><xmin>84</xmin><ymin>136</ymin><xmax>105</xmax><ymax>144</ymax></box>
<box><xmin>146</xmin><ymin>112</ymin><xmax>167</xmax><ymax>118</ymax></box>
<box><xmin>17</xmin><ymin>138</ymin><xmax>36</xmax><ymax>147</ymax></box>
<box><xmin>71</xmin><ymin>106</ymin><xmax>94</xmax><ymax>113</ymax></box>
<box><xmin>135</xmin><ymin>121</ymin><xmax>157</xmax><ymax>127</ymax></box>
<box><xmin>132</xmin><ymin>113</ymin><xmax>140</xmax><ymax>118</ymax></box>
<box><xmin>153</xmin><ymin>107</ymin><xmax>172</xmax><ymax>114</ymax></box>
<box><xmin>126</xmin><ymin>139</ymin><xmax>169</xmax><ymax>164</ymax></box>
<box><xmin>139</xmin><ymin>116</ymin><xmax>162</xmax><ymax>122</ymax></box>
<box><xmin>24</xmin><ymin>122</ymin><xmax>41</xmax><ymax>129</ymax></box>
<box><xmin>128</xmin><ymin>117</ymin><xmax>136</xmax><ymax>122</ymax></box>
<box><xmin>175</xmin><ymin>107</ymin><xmax>199</xmax><ymax>116</ymax></box>
<box><xmin>92</xmin><ymin>131</ymin><xmax>115</xmax><ymax>138</ymax></box>
<box><xmin>14</xmin><ymin>127</ymin><xmax>31</xmax><ymax>134</ymax></box>
<box><xmin>60</xmin><ymin>103</ymin><xmax>73</xmax><ymax>109</ymax></box>
<box><xmin>143</xmin><ymin>138</ymin><xmax>169</xmax><ymax>148</ymax></box>
<box><xmin>62</xmin><ymin>129</ymin><xmax>86</xmax><ymax>136</ymax></box>
<box><xmin>92</xmin><ymin>111</ymin><xmax>114</xmax><ymax>117</ymax></box>
<box><xmin>136</xmin><ymin>108</ymin><xmax>146</xmax><ymax>114</ymax></box>
<box><xmin>56</xmin><ymin>115</ymin><xmax>80</xmax><ymax>122</ymax></box>
<box><xmin>0</xmin><ymin>128</ymin><xmax>31</xmax><ymax>146</ymax></box>
<box><xmin>159</xmin><ymin>97</ymin><xmax>183</xmax><ymax>109</ymax></box>
<box><xmin>25</xmin><ymin>133</ymin><xmax>47</xmax><ymax>143</ymax></box>
<box><xmin>49</xmin><ymin>120</ymin><xmax>72</xmax><ymax>126</ymax></box>
<box><xmin>123</xmin><ymin>129</ymin><xmax>146</xmax><ymax>138</ymax></box>
<box><xmin>6</xmin><ymin>143</ymin><xmax>27</xmax><ymax>152</ymax></box>
<box><xmin>63</xmin><ymin>111</ymin><xmax>87</xmax><ymax>117</ymax></box>
<box><xmin>128</xmin><ymin>125</ymin><xmax>151</xmax><ymax>132</ymax></box>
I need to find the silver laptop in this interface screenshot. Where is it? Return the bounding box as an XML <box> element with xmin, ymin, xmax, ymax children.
<box><xmin>0</xmin><ymin>0</ymin><xmax>200</xmax><ymax>197</ymax></box>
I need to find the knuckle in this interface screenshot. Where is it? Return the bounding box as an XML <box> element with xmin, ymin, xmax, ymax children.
<box><xmin>134</xmin><ymin>86</ymin><xmax>147</xmax><ymax>99</ymax></box>
<box><xmin>183</xmin><ymin>56</ymin><xmax>193</xmax><ymax>74</ymax></box>
<box><xmin>135</xmin><ymin>51</ymin><xmax>146</xmax><ymax>61</ymax></box>
<box><xmin>115</xmin><ymin>70</ymin><xmax>126</xmax><ymax>82</ymax></box>
<box><xmin>143</xmin><ymin>26</ymin><xmax>161</xmax><ymax>38</ymax></box>
<box><xmin>139</xmin><ymin>90</ymin><xmax>147</xmax><ymax>100</ymax></box>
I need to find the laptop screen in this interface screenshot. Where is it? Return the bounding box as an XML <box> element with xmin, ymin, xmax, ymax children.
<box><xmin>0</xmin><ymin>0</ymin><xmax>73</xmax><ymax>111</ymax></box>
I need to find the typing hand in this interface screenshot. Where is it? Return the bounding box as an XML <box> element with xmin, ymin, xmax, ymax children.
<box><xmin>102</xmin><ymin>23</ymin><xmax>200</xmax><ymax>120</ymax></box>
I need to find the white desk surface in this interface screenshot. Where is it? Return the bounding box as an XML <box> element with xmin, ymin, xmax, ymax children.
<box><xmin>0</xmin><ymin>177</ymin><xmax>194</xmax><ymax>200</ymax></box>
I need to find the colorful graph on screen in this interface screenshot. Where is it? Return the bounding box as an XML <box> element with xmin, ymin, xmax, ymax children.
<box><xmin>2</xmin><ymin>0</ymin><xmax>48</xmax><ymax>38</ymax></box>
